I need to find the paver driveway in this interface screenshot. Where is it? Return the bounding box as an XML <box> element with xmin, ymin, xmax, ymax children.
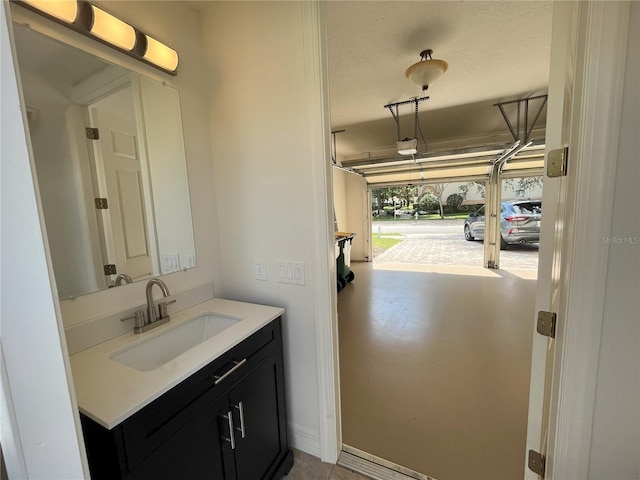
<box><xmin>373</xmin><ymin>219</ymin><xmax>539</xmax><ymax>270</ymax></box>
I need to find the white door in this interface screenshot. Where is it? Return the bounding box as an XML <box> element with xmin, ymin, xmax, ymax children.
<box><xmin>90</xmin><ymin>86</ymin><xmax>153</xmax><ymax>282</ymax></box>
<box><xmin>525</xmin><ymin>2</ymin><xmax>632</xmax><ymax>478</ymax></box>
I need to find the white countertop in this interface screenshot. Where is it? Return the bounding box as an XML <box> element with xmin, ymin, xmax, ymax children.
<box><xmin>70</xmin><ymin>298</ymin><xmax>284</xmax><ymax>429</ymax></box>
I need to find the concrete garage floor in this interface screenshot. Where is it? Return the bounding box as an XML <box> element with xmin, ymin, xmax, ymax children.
<box><xmin>338</xmin><ymin>260</ymin><xmax>536</xmax><ymax>480</ymax></box>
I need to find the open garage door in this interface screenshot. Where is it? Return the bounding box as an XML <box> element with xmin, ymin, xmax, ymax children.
<box><xmin>344</xmin><ymin>141</ymin><xmax>545</xmax><ymax>269</ymax></box>
<box><xmin>337</xmin><ymin>95</ymin><xmax>548</xmax><ymax>269</ymax></box>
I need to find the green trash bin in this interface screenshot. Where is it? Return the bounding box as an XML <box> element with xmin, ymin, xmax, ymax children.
<box><xmin>335</xmin><ymin>232</ymin><xmax>355</xmax><ymax>292</ymax></box>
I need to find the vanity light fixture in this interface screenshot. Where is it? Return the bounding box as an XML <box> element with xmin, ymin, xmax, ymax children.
<box><xmin>89</xmin><ymin>4</ymin><xmax>136</xmax><ymax>51</ymax></box>
<box><xmin>13</xmin><ymin>0</ymin><xmax>179</xmax><ymax>75</ymax></box>
<box><xmin>143</xmin><ymin>34</ymin><xmax>179</xmax><ymax>73</ymax></box>
<box><xmin>20</xmin><ymin>0</ymin><xmax>78</xmax><ymax>24</ymax></box>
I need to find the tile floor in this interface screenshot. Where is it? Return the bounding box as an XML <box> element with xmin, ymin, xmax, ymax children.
<box><xmin>286</xmin><ymin>449</ymin><xmax>369</xmax><ymax>480</ymax></box>
<box><xmin>338</xmin><ymin>261</ymin><xmax>536</xmax><ymax>480</ymax></box>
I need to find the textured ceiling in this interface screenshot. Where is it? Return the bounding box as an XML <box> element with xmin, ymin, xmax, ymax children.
<box><xmin>326</xmin><ymin>1</ymin><xmax>553</xmax><ymax>158</ymax></box>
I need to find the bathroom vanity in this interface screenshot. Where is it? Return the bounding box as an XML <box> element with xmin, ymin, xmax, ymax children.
<box><xmin>71</xmin><ymin>299</ymin><xmax>294</xmax><ymax>479</ymax></box>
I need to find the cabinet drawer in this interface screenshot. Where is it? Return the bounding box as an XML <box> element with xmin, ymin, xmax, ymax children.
<box><xmin>120</xmin><ymin>317</ymin><xmax>282</xmax><ymax>471</ymax></box>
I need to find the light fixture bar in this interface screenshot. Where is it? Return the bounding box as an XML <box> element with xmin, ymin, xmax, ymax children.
<box><xmin>20</xmin><ymin>0</ymin><xmax>78</xmax><ymax>24</ymax></box>
<box><xmin>13</xmin><ymin>0</ymin><xmax>179</xmax><ymax>76</ymax></box>
<box><xmin>144</xmin><ymin>35</ymin><xmax>179</xmax><ymax>73</ymax></box>
<box><xmin>89</xmin><ymin>4</ymin><xmax>136</xmax><ymax>51</ymax></box>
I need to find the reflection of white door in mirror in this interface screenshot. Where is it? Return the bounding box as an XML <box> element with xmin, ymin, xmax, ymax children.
<box><xmin>90</xmin><ymin>86</ymin><xmax>153</xmax><ymax>283</ymax></box>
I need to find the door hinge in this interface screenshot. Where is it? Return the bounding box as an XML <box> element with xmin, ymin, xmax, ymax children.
<box><xmin>95</xmin><ymin>198</ymin><xmax>109</xmax><ymax>209</ymax></box>
<box><xmin>547</xmin><ymin>146</ymin><xmax>568</xmax><ymax>177</ymax></box>
<box><xmin>103</xmin><ymin>264</ymin><xmax>117</xmax><ymax>275</ymax></box>
<box><xmin>86</xmin><ymin>127</ymin><xmax>100</xmax><ymax>140</ymax></box>
<box><xmin>528</xmin><ymin>449</ymin><xmax>546</xmax><ymax>477</ymax></box>
<box><xmin>537</xmin><ymin>311</ymin><xmax>557</xmax><ymax>338</ymax></box>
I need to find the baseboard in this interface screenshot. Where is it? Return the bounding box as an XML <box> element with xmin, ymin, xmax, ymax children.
<box><xmin>288</xmin><ymin>423</ymin><xmax>321</xmax><ymax>458</ymax></box>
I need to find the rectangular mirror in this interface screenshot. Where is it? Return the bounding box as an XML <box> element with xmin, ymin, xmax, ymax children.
<box><xmin>12</xmin><ymin>23</ymin><xmax>197</xmax><ymax>299</ymax></box>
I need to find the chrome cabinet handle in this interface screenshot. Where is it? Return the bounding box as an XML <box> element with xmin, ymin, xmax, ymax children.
<box><xmin>221</xmin><ymin>411</ymin><xmax>235</xmax><ymax>450</ymax></box>
<box><xmin>234</xmin><ymin>401</ymin><xmax>246</xmax><ymax>438</ymax></box>
<box><xmin>213</xmin><ymin>359</ymin><xmax>247</xmax><ymax>385</ymax></box>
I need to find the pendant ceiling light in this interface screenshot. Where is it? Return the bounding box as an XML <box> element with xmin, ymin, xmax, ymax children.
<box><xmin>405</xmin><ymin>49</ymin><xmax>448</xmax><ymax>92</ymax></box>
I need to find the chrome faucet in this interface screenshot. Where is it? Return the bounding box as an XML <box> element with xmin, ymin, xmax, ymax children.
<box><xmin>114</xmin><ymin>273</ymin><xmax>132</xmax><ymax>286</ymax></box>
<box><xmin>122</xmin><ymin>278</ymin><xmax>175</xmax><ymax>333</ymax></box>
<box><xmin>146</xmin><ymin>278</ymin><xmax>171</xmax><ymax>323</ymax></box>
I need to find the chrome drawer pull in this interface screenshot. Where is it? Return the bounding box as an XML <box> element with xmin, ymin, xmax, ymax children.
<box><xmin>213</xmin><ymin>359</ymin><xmax>247</xmax><ymax>385</ymax></box>
<box><xmin>222</xmin><ymin>411</ymin><xmax>236</xmax><ymax>450</ymax></box>
<box><xmin>234</xmin><ymin>401</ymin><xmax>246</xmax><ymax>438</ymax></box>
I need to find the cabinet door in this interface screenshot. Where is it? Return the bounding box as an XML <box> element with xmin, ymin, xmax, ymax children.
<box><xmin>230</xmin><ymin>352</ymin><xmax>288</xmax><ymax>480</ymax></box>
<box><xmin>128</xmin><ymin>398</ymin><xmax>226</xmax><ymax>480</ymax></box>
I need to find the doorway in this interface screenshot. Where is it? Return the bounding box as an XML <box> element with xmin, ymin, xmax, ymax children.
<box><xmin>337</xmin><ymin>180</ymin><xmax>540</xmax><ymax>479</ymax></box>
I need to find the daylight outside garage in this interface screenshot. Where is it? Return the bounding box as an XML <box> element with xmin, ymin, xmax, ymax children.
<box><xmin>335</xmin><ymin>95</ymin><xmax>548</xmax><ymax>274</ymax></box>
<box><xmin>370</xmin><ymin>176</ymin><xmax>542</xmax><ymax>272</ymax></box>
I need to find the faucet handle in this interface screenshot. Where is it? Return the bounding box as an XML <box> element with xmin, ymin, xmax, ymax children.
<box><xmin>158</xmin><ymin>299</ymin><xmax>176</xmax><ymax>320</ymax></box>
<box><xmin>122</xmin><ymin>310</ymin><xmax>146</xmax><ymax>330</ymax></box>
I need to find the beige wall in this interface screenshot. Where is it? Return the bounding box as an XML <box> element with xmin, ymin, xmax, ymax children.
<box><xmin>200</xmin><ymin>1</ymin><xmax>331</xmax><ymax>455</ymax></box>
<box><xmin>345</xmin><ymin>173</ymin><xmax>369</xmax><ymax>261</ymax></box>
<box><xmin>333</xmin><ymin>167</ymin><xmax>347</xmax><ymax>231</ymax></box>
<box><xmin>333</xmin><ymin>167</ymin><xmax>368</xmax><ymax>261</ymax></box>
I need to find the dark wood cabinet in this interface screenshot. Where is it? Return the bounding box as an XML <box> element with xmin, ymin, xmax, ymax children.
<box><xmin>81</xmin><ymin>317</ymin><xmax>293</xmax><ymax>480</ymax></box>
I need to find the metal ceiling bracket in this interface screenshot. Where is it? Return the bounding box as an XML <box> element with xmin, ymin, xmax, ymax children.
<box><xmin>331</xmin><ymin>129</ymin><xmax>345</xmax><ymax>165</ymax></box>
<box><xmin>384</xmin><ymin>96</ymin><xmax>429</xmax><ymax>141</ymax></box>
<box><xmin>494</xmin><ymin>95</ymin><xmax>548</xmax><ymax>144</ymax></box>
<box><xmin>547</xmin><ymin>146</ymin><xmax>568</xmax><ymax>177</ymax></box>
<box><xmin>536</xmin><ymin>311</ymin><xmax>557</xmax><ymax>338</ymax></box>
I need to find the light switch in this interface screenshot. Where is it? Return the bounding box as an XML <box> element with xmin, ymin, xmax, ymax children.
<box><xmin>277</xmin><ymin>261</ymin><xmax>305</xmax><ymax>285</ymax></box>
<box><xmin>162</xmin><ymin>253</ymin><xmax>180</xmax><ymax>273</ymax></box>
<box><xmin>254</xmin><ymin>258</ymin><xmax>267</xmax><ymax>281</ymax></box>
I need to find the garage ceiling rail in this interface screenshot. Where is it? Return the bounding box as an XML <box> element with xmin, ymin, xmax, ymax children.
<box><xmin>340</xmin><ymin>95</ymin><xmax>549</xmax><ymax>187</ymax></box>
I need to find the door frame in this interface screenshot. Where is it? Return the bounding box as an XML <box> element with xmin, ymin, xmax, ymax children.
<box><xmin>525</xmin><ymin>2</ymin><xmax>631</xmax><ymax>479</ymax></box>
<box><xmin>314</xmin><ymin>1</ymin><xmax>634</xmax><ymax>475</ymax></box>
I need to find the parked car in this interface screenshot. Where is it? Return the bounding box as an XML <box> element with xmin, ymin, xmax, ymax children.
<box><xmin>463</xmin><ymin>200</ymin><xmax>542</xmax><ymax>249</ymax></box>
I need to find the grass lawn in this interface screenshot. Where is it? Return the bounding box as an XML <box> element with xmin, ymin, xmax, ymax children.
<box><xmin>372</xmin><ymin>232</ymin><xmax>404</xmax><ymax>252</ymax></box>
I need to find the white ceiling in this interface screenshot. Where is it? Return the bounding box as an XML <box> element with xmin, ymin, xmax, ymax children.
<box><xmin>326</xmin><ymin>1</ymin><xmax>553</xmax><ymax>159</ymax></box>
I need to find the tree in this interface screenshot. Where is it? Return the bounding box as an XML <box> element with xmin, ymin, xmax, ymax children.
<box><xmin>415</xmin><ymin>192</ymin><xmax>438</xmax><ymax>213</ymax></box>
<box><xmin>459</xmin><ymin>181</ymin><xmax>486</xmax><ymax>199</ymax></box>
<box><xmin>396</xmin><ymin>186</ymin><xmax>417</xmax><ymax>208</ymax></box>
<box><xmin>424</xmin><ymin>183</ymin><xmax>449</xmax><ymax>219</ymax></box>
<box><xmin>446</xmin><ymin>193</ymin><xmax>464</xmax><ymax>212</ymax></box>
<box><xmin>504</xmin><ymin>176</ymin><xmax>543</xmax><ymax>197</ymax></box>
<box><xmin>372</xmin><ymin>187</ymin><xmax>394</xmax><ymax>215</ymax></box>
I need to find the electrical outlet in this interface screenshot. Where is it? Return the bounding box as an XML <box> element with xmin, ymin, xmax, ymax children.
<box><xmin>254</xmin><ymin>259</ymin><xmax>267</xmax><ymax>281</ymax></box>
<box><xmin>183</xmin><ymin>254</ymin><xmax>196</xmax><ymax>269</ymax></box>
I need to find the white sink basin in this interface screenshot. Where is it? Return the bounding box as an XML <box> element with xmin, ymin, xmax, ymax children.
<box><xmin>110</xmin><ymin>313</ymin><xmax>241</xmax><ymax>371</ymax></box>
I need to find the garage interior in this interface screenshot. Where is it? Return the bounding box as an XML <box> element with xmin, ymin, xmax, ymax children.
<box><xmin>327</xmin><ymin>2</ymin><xmax>551</xmax><ymax>479</ymax></box>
